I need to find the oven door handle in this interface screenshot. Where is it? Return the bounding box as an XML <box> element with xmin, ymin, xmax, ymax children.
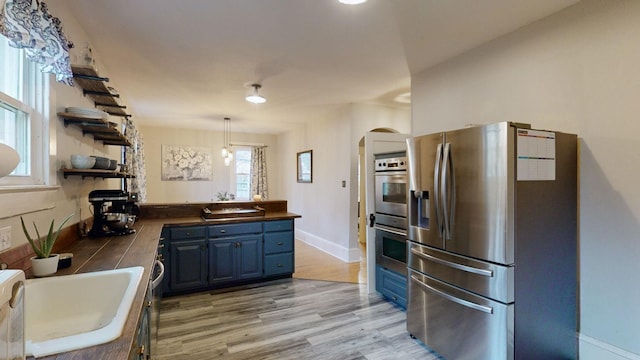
<box><xmin>410</xmin><ymin>247</ymin><xmax>493</xmax><ymax>277</ymax></box>
<box><xmin>411</xmin><ymin>274</ymin><xmax>493</xmax><ymax>314</ymax></box>
<box><xmin>151</xmin><ymin>260</ymin><xmax>165</xmax><ymax>290</ymax></box>
<box><xmin>375</xmin><ymin>225</ymin><xmax>407</xmax><ymax>237</ymax></box>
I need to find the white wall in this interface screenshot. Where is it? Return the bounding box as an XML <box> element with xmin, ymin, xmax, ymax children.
<box><xmin>279</xmin><ymin>103</ymin><xmax>410</xmax><ymax>262</ymax></box>
<box><xmin>139</xmin><ymin>125</ymin><xmax>278</xmax><ymax>203</ymax></box>
<box><xmin>411</xmin><ymin>0</ymin><xmax>640</xmax><ymax>357</ymax></box>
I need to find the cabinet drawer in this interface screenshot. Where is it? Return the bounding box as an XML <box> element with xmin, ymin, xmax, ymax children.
<box><xmin>376</xmin><ymin>265</ymin><xmax>407</xmax><ymax>309</ymax></box>
<box><xmin>264</xmin><ymin>220</ymin><xmax>293</xmax><ymax>233</ymax></box>
<box><xmin>170</xmin><ymin>226</ymin><xmax>206</xmax><ymax>240</ymax></box>
<box><xmin>209</xmin><ymin>222</ymin><xmax>262</xmax><ymax>237</ymax></box>
<box><xmin>264</xmin><ymin>232</ymin><xmax>293</xmax><ymax>254</ymax></box>
<box><xmin>264</xmin><ymin>253</ymin><xmax>294</xmax><ymax>276</ymax></box>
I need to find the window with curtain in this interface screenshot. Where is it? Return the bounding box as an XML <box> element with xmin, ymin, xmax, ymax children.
<box><xmin>0</xmin><ymin>35</ymin><xmax>47</xmax><ymax>185</ymax></box>
<box><xmin>233</xmin><ymin>147</ymin><xmax>252</xmax><ymax>200</ymax></box>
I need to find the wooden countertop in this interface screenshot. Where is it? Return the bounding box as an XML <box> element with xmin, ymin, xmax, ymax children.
<box><xmin>36</xmin><ymin>212</ymin><xmax>300</xmax><ymax>360</ymax></box>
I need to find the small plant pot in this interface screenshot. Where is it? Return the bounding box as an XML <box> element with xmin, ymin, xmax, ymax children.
<box><xmin>31</xmin><ymin>254</ymin><xmax>60</xmax><ymax>277</ymax></box>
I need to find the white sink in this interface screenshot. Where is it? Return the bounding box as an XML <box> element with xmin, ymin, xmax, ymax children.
<box><xmin>24</xmin><ymin>266</ymin><xmax>144</xmax><ymax>357</ymax></box>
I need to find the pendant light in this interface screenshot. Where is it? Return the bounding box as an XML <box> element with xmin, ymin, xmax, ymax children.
<box><xmin>245</xmin><ymin>84</ymin><xmax>266</xmax><ymax>104</ymax></box>
<box><xmin>221</xmin><ymin>117</ymin><xmax>233</xmax><ymax>166</ymax></box>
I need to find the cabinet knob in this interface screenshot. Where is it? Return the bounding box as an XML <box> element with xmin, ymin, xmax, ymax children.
<box><xmin>276</xmin><ymin>242</ymin><xmax>284</xmax><ymax>246</ymax></box>
<box><xmin>277</xmin><ymin>263</ymin><xmax>283</xmax><ymax>267</ymax></box>
<box><xmin>220</xmin><ymin>229</ymin><xmax>226</xmax><ymax>233</ymax></box>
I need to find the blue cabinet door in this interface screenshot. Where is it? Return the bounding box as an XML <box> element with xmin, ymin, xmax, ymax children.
<box><xmin>236</xmin><ymin>235</ymin><xmax>263</xmax><ymax>280</ymax></box>
<box><xmin>170</xmin><ymin>239</ymin><xmax>207</xmax><ymax>291</ymax></box>
<box><xmin>209</xmin><ymin>235</ymin><xmax>263</xmax><ymax>283</ymax></box>
<box><xmin>208</xmin><ymin>239</ymin><xmax>236</xmax><ymax>284</ymax></box>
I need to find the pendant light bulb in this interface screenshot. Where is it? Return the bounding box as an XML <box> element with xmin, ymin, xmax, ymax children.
<box><xmin>221</xmin><ymin>117</ymin><xmax>231</xmax><ymax>161</ymax></box>
<box><xmin>246</xmin><ymin>84</ymin><xmax>266</xmax><ymax>104</ymax></box>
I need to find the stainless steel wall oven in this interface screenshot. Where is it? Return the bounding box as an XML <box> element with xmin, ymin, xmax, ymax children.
<box><xmin>374</xmin><ymin>153</ymin><xmax>408</xmax><ymax>276</ymax></box>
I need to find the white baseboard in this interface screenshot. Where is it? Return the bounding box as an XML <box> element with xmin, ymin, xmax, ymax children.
<box><xmin>580</xmin><ymin>334</ymin><xmax>640</xmax><ymax>360</ymax></box>
<box><xmin>295</xmin><ymin>229</ymin><xmax>361</xmax><ymax>263</ymax></box>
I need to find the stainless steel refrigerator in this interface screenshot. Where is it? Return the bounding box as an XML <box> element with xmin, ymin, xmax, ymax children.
<box><xmin>406</xmin><ymin>122</ymin><xmax>577</xmax><ymax>360</ymax></box>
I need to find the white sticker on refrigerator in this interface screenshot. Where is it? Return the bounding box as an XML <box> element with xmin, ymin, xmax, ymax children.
<box><xmin>516</xmin><ymin>129</ymin><xmax>556</xmax><ymax>181</ymax></box>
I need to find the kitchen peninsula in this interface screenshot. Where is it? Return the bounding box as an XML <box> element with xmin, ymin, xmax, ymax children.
<box><xmin>32</xmin><ymin>200</ymin><xmax>299</xmax><ymax>360</ymax></box>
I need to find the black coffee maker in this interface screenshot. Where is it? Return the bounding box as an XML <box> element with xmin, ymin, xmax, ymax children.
<box><xmin>88</xmin><ymin>190</ymin><xmax>139</xmax><ymax>237</ymax></box>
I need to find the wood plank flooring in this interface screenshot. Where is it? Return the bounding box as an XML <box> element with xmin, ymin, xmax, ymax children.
<box><xmin>157</xmin><ymin>240</ymin><xmax>441</xmax><ymax>359</ymax></box>
<box><xmin>157</xmin><ymin>278</ymin><xmax>441</xmax><ymax>359</ymax></box>
<box><xmin>293</xmin><ymin>239</ymin><xmax>367</xmax><ymax>284</ymax></box>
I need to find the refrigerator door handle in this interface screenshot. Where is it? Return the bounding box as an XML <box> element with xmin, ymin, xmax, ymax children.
<box><xmin>434</xmin><ymin>143</ymin><xmax>444</xmax><ymax>238</ymax></box>
<box><xmin>410</xmin><ymin>248</ymin><xmax>494</xmax><ymax>277</ymax></box>
<box><xmin>441</xmin><ymin>142</ymin><xmax>456</xmax><ymax>240</ymax></box>
<box><xmin>411</xmin><ymin>274</ymin><xmax>494</xmax><ymax>314</ymax></box>
<box><xmin>406</xmin><ymin>138</ymin><xmax>419</xmax><ymax>193</ymax></box>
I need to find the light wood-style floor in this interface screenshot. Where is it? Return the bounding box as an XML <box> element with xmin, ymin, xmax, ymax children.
<box><xmin>156</xmin><ymin>240</ymin><xmax>440</xmax><ymax>359</ymax></box>
<box><xmin>293</xmin><ymin>239</ymin><xmax>367</xmax><ymax>284</ymax></box>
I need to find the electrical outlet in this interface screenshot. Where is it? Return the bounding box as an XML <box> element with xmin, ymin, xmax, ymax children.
<box><xmin>0</xmin><ymin>226</ymin><xmax>11</xmax><ymax>251</ymax></box>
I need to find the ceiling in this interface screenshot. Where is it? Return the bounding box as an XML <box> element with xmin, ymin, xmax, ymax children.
<box><xmin>64</xmin><ymin>0</ymin><xmax>579</xmax><ymax>134</ymax></box>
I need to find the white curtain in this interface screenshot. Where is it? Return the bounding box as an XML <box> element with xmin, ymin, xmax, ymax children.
<box><xmin>124</xmin><ymin>118</ymin><xmax>148</xmax><ymax>203</ymax></box>
<box><xmin>0</xmin><ymin>0</ymin><xmax>73</xmax><ymax>85</ymax></box>
<box><xmin>251</xmin><ymin>146</ymin><xmax>268</xmax><ymax>200</ymax></box>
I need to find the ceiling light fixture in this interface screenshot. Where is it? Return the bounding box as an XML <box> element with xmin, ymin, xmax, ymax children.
<box><xmin>338</xmin><ymin>0</ymin><xmax>367</xmax><ymax>5</ymax></box>
<box><xmin>221</xmin><ymin>117</ymin><xmax>233</xmax><ymax>166</ymax></box>
<box><xmin>245</xmin><ymin>83</ymin><xmax>266</xmax><ymax>104</ymax></box>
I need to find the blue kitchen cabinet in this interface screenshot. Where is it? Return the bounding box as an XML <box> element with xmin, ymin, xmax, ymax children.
<box><xmin>168</xmin><ymin>226</ymin><xmax>208</xmax><ymax>292</ymax></box>
<box><xmin>376</xmin><ymin>265</ymin><xmax>407</xmax><ymax>309</ymax></box>
<box><xmin>164</xmin><ymin>218</ymin><xmax>295</xmax><ymax>295</ymax></box>
<box><xmin>209</xmin><ymin>234</ymin><xmax>263</xmax><ymax>284</ymax></box>
<box><xmin>263</xmin><ymin>220</ymin><xmax>294</xmax><ymax>277</ymax></box>
<box><xmin>208</xmin><ymin>222</ymin><xmax>263</xmax><ymax>284</ymax></box>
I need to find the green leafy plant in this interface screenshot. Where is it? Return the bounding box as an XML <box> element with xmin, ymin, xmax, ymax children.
<box><xmin>20</xmin><ymin>214</ymin><xmax>74</xmax><ymax>259</ymax></box>
<box><xmin>216</xmin><ymin>191</ymin><xmax>235</xmax><ymax>201</ymax></box>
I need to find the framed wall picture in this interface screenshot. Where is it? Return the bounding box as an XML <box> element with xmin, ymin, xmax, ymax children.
<box><xmin>161</xmin><ymin>144</ymin><xmax>213</xmax><ymax>181</ymax></box>
<box><xmin>297</xmin><ymin>150</ymin><xmax>312</xmax><ymax>183</ymax></box>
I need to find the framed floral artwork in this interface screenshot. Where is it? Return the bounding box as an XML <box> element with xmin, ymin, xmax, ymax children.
<box><xmin>161</xmin><ymin>145</ymin><xmax>213</xmax><ymax>181</ymax></box>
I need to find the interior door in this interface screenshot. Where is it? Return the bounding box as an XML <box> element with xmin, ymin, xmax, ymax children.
<box><xmin>363</xmin><ymin>131</ymin><xmax>409</xmax><ymax>294</ymax></box>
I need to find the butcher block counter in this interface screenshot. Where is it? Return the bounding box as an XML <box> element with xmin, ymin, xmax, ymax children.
<box><xmin>33</xmin><ymin>200</ymin><xmax>300</xmax><ymax>360</ymax></box>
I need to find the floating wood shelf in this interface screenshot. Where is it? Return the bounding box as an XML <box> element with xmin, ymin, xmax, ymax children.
<box><xmin>58</xmin><ymin>112</ymin><xmax>131</xmax><ymax>146</ymax></box>
<box><xmin>62</xmin><ymin>168</ymin><xmax>135</xmax><ymax>179</ymax></box>
<box><xmin>71</xmin><ymin>65</ymin><xmax>130</xmax><ymax>117</ymax></box>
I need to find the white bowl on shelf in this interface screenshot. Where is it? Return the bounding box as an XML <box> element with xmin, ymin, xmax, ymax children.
<box><xmin>70</xmin><ymin>155</ymin><xmax>96</xmax><ymax>169</ymax></box>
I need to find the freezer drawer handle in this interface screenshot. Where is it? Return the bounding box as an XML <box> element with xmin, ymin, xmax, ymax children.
<box><xmin>411</xmin><ymin>274</ymin><xmax>493</xmax><ymax>314</ymax></box>
<box><xmin>410</xmin><ymin>248</ymin><xmax>493</xmax><ymax>277</ymax></box>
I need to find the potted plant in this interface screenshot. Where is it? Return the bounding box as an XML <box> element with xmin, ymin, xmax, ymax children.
<box><xmin>20</xmin><ymin>213</ymin><xmax>74</xmax><ymax>277</ymax></box>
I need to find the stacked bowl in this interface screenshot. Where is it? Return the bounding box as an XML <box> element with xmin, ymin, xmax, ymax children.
<box><xmin>70</xmin><ymin>155</ymin><xmax>96</xmax><ymax>169</ymax></box>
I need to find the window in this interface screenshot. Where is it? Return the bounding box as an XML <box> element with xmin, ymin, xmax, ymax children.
<box><xmin>0</xmin><ymin>35</ymin><xmax>48</xmax><ymax>186</ymax></box>
<box><xmin>233</xmin><ymin>147</ymin><xmax>252</xmax><ymax>200</ymax></box>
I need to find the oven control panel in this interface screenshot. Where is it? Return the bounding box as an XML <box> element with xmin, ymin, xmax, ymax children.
<box><xmin>375</xmin><ymin>157</ymin><xmax>407</xmax><ymax>172</ymax></box>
